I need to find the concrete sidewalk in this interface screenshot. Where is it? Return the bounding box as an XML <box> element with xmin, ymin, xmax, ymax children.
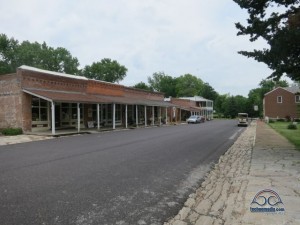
<box><xmin>165</xmin><ymin>121</ymin><xmax>300</xmax><ymax>225</ymax></box>
<box><xmin>0</xmin><ymin>134</ymin><xmax>53</xmax><ymax>146</ymax></box>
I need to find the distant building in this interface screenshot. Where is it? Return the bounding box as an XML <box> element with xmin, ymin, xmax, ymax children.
<box><xmin>0</xmin><ymin>66</ymin><xmax>176</xmax><ymax>134</ymax></box>
<box><xmin>164</xmin><ymin>96</ymin><xmax>213</xmax><ymax>122</ymax></box>
<box><xmin>263</xmin><ymin>86</ymin><xmax>300</xmax><ymax>119</ymax></box>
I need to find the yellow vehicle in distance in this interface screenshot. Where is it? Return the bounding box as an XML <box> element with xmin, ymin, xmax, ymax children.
<box><xmin>237</xmin><ymin>113</ymin><xmax>249</xmax><ymax>127</ymax></box>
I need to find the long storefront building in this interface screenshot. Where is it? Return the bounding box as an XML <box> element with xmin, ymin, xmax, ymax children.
<box><xmin>0</xmin><ymin>66</ymin><xmax>214</xmax><ymax>134</ymax></box>
<box><xmin>0</xmin><ymin>66</ymin><xmax>176</xmax><ymax>134</ymax></box>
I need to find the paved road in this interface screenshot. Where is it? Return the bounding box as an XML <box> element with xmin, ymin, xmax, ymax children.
<box><xmin>0</xmin><ymin>120</ymin><xmax>244</xmax><ymax>225</ymax></box>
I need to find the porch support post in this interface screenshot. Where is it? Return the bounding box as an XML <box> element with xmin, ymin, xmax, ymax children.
<box><xmin>159</xmin><ymin>107</ymin><xmax>162</xmax><ymax>126</ymax></box>
<box><xmin>179</xmin><ymin>108</ymin><xmax>182</xmax><ymax>123</ymax></box>
<box><xmin>136</xmin><ymin>105</ymin><xmax>138</xmax><ymax>127</ymax></box>
<box><xmin>51</xmin><ymin>101</ymin><xmax>55</xmax><ymax>135</ymax></box>
<box><xmin>125</xmin><ymin>104</ymin><xmax>128</xmax><ymax>129</ymax></box>
<box><xmin>165</xmin><ymin>107</ymin><xmax>168</xmax><ymax>125</ymax></box>
<box><xmin>77</xmin><ymin>103</ymin><xmax>80</xmax><ymax>133</ymax></box>
<box><xmin>144</xmin><ymin>105</ymin><xmax>147</xmax><ymax>127</ymax></box>
<box><xmin>152</xmin><ymin>106</ymin><xmax>155</xmax><ymax>126</ymax></box>
<box><xmin>113</xmin><ymin>103</ymin><xmax>116</xmax><ymax>130</ymax></box>
<box><xmin>97</xmin><ymin>103</ymin><xmax>100</xmax><ymax>130</ymax></box>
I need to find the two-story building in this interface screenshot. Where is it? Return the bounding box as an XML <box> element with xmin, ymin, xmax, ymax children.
<box><xmin>164</xmin><ymin>96</ymin><xmax>214</xmax><ymax>123</ymax></box>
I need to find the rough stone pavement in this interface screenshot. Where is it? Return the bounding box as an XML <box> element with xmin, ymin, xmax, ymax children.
<box><xmin>165</xmin><ymin>121</ymin><xmax>300</xmax><ymax>225</ymax></box>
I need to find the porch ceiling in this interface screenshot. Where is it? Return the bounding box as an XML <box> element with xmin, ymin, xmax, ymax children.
<box><xmin>23</xmin><ymin>88</ymin><xmax>175</xmax><ymax>107</ymax></box>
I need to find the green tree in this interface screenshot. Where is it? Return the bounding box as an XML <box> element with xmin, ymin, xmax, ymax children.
<box><xmin>132</xmin><ymin>82</ymin><xmax>153</xmax><ymax>91</ymax></box>
<box><xmin>81</xmin><ymin>58</ymin><xmax>127</xmax><ymax>83</ymax></box>
<box><xmin>175</xmin><ymin>74</ymin><xmax>203</xmax><ymax>97</ymax></box>
<box><xmin>247</xmin><ymin>88</ymin><xmax>263</xmax><ymax>117</ymax></box>
<box><xmin>214</xmin><ymin>94</ymin><xmax>229</xmax><ymax>117</ymax></box>
<box><xmin>234</xmin><ymin>95</ymin><xmax>248</xmax><ymax>113</ymax></box>
<box><xmin>0</xmin><ymin>34</ymin><xmax>19</xmax><ymax>74</ymax></box>
<box><xmin>0</xmin><ymin>34</ymin><xmax>80</xmax><ymax>75</ymax></box>
<box><xmin>148</xmin><ymin>72</ymin><xmax>177</xmax><ymax>97</ymax></box>
<box><xmin>233</xmin><ymin>0</ymin><xmax>300</xmax><ymax>81</ymax></box>
<box><xmin>223</xmin><ymin>96</ymin><xmax>238</xmax><ymax>118</ymax></box>
<box><xmin>199</xmin><ymin>82</ymin><xmax>218</xmax><ymax>101</ymax></box>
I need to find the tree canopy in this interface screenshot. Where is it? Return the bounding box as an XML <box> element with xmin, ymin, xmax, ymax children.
<box><xmin>80</xmin><ymin>58</ymin><xmax>127</xmax><ymax>83</ymax></box>
<box><xmin>0</xmin><ymin>33</ymin><xmax>127</xmax><ymax>83</ymax></box>
<box><xmin>233</xmin><ymin>0</ymin><xmax>300</xmax><ymax>81</ymax></box>
<box><xmin>0</xmin><ymin>34</ymin><xmax>79</xmax><ymax>74</ymax></box>
<box><xmin>175</xmin><ymin>74</ymin><xmax>203</xmax><ymax>97</ymax></box>
<box><xmin>148</xmin><ymin>72</ymin><xmax>177</xmax><ymax>97</ymax></box>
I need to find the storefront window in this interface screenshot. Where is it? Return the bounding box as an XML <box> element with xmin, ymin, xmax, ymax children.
<box><xmin>32</xmin><ymin>97</ymin><xmax>48</xmax><ymax>121</ymax></box>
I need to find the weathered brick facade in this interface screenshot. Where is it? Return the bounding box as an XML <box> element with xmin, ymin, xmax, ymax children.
<box><xmin>264</xmin><ymin>87</ymin><xmax>300</xmax><ymax>119</ymax></box>
<box><xmin>0</xmin><ymin>66</ymin><xmax>170</xmax><ymax>132</ymax></box>
<box><xmin>0</xmin><ymin>74</ymin><xmax>24</xmax><ymax>129</ymax></box>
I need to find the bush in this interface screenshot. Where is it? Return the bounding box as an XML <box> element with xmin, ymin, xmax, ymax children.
<box><xmin>277</xmin><ymin>118</ymin><xmax>285</xmax><ymax>122</ymax></box>
<box><xmin>1</xmin><ymin>128</ymin><xmax>23</xmax><ymax>136</ymax></box>
<box><xmin>287</xmin><ymin>124</ymin><xmax>297</xmax><ymax>130</ymax></box>
<box><xmin>269</xmin><ymin>119</ymin><xmax>275</xmax><ymax>123</ymax></box>
<box><xmin>294</xmin><ymin>119</ymin><xmax>300</xmax><ymax>122</ymax></box>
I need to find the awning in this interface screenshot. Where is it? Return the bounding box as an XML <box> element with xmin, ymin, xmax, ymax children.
<box><xmin>23</xmin><ymin>88</ymin><xmax>175</xmax><ymax>107</ymax></box>
<box><xmin>177</xmin><ymin>106</ymin><xmax>202</xmax><ymax>112</ymax></box>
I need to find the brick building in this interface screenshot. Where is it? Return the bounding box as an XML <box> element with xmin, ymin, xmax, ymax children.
<box><xmin>0</xmin><ymin>66</ymin><xmax>175</xmax><ymax>134</ymax></box>
<box><xmin>263</xmin><ymin>86</ymin><xmax>300</xmax><ymax>119</ymax></box>
<box><xmin>164</xmin><ymin>96</ymin><xmax>214</xmax><ymax>122</ymax></box>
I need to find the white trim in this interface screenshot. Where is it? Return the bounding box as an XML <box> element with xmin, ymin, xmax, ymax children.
<box><xmin>277</xmin><ymin>96</ymin><xmax>283</xmax><ymax>103</ymax></box>
<box><xmin>23</xmin><ymin>89</ymin><xmax>52</xmax><ymax>102</ymax></box>
<box><xmin>295</xmin><ymin>95</ymin><xmax>300</xmax><ymax>103</ymax></box>
<box><xmin>19</xmin><ymin>65</ymin><xmax>88</xmax><ymax>80</ymax></box>
<box><xmin>51</xmin><ymin>101</ymin><xmax>55</xmax><ymax>135</ymax></box>
<box><xmin>264</xmin><ymin>87</ymin><xmax>295</xmax><ymax>96</ymax></box>
<box><xmin>77</xmin><ymin>103</ymin><xmax>80</xmax><ymax>133</ymax></box>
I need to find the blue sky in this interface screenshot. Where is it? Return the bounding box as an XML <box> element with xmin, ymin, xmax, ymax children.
<box><xmin>0</xmin><ymin>0</ymin><xmax>285</xmax><ymax>96</ymax></box>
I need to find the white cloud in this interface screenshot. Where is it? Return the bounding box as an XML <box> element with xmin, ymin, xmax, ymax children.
<box><xmin>0</xmin><ymin>0</ymin><xmax>276</xmax><ymax>96</ymax></box>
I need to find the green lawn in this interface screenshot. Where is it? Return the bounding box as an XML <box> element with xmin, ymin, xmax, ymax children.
<box><xmin>268</xmin><ymin>121</ymin><xmax>300</xmax><ymax>149</ymax></box>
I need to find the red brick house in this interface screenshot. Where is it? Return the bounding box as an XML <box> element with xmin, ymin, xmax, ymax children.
<box><xmin>263</xmin><ymin>86</ymin><xmax>300</xmax><ymax>120</ymax></box>
<box><xmin>0</xmin><ymin>66</ymin><xmax>175</xmax><ymax>134</ymax></box>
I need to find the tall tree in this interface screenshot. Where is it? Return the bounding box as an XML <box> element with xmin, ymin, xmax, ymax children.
<box><xmin>0</xmin><ymin>34</ymin><xmax>80</xmax><ymax>75</ymax></box>
<box><xmin>148</xmin><ymin>72</ymin><xmax>177</xmax><ymax>97</ymax></box>
<box><xmin>0</xmin><ymin>34</ymin><xmax>79</xmax><ymax>74</ymax></box>
<box><xmin>175</xmin><ymin>74</ymin><xmax>203</xmax><ymax>97</ymax></box>
<box><xmin>81</xmin><ymin>58</ymin><xmax>127</xmax><ymax>83</ymax></box>
<box><xmin>0</xmin><ymin>34</ymin><xmax>19</xmax><ymax>74</ymax></box>
<box><xmin>223</xmin><ymin>96</ymin><xmax>238</xmax><ymax>118</ymax></box>
<box><xmin>233</xmin><ymin>0</ymin><xmax>300</xmax><ymax>81</ymax></box>
<box><xmin>199</xmin><ymin>82</ymin><xmax>218</xmax><ymax>101</ymax></box>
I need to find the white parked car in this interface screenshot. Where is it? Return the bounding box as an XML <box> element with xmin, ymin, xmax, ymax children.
<box><xmin>187</xmin><ymin>115</ymin><xmax>204</xmax><ymax>124</ymax></box>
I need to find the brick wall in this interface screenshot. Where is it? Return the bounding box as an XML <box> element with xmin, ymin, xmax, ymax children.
<box><xmin>0</xmin><ymin>74</ymin><xmax>24</xmax><ymax>129</ymax></box>
<box><xmin>169</xmin><ymin>98</ymin><xmax>194</xmax><ymax>108</ymax></box>
<box><xmin>124</xmin><ymin>87</ymin><xmax>164</xmax><ymax>101</ymax></box>
<box><xmin>87</xmin><ymin>80</ymin><xmax>124</xmax><ymax>96</ymax></box>
<box><xmin>20</xmin><ymin>69</ymin><xmax>87</xmax><ymax>93</ymax></box>
<box><xmin>264</xmin><ymin>88</ymin><xmax>297</xmax><ymax>119</ymax></box>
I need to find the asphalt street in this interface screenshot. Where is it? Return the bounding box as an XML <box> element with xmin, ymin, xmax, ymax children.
<box><xmin>0</xmin><ymin>120</ymin><xmax>244</xmax><ymax>225</ymax></box>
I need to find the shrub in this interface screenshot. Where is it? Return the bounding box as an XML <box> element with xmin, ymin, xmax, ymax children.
<box><xmin>1</xmin><ymin>128</ymin><xmax>23</xmax><ymax>136</ymax></box>
<box><xmin>287</xmin><ymin>124</ymin><xmax>297</xmax><ymax>130</ymax></box>
<box><xmin>269</xmin><ymin>119</ymin><xmax>275</xmax><ymax>123</ymax></box>
<box><xmin>277</xmin><ymin>118</ymin><xmax>285</xmax><ymax>122</ymax></box>
<box><xmin>294</xmin><ymin>119</ymin><xmax>300</xmax><ymax>122</ymax></box>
